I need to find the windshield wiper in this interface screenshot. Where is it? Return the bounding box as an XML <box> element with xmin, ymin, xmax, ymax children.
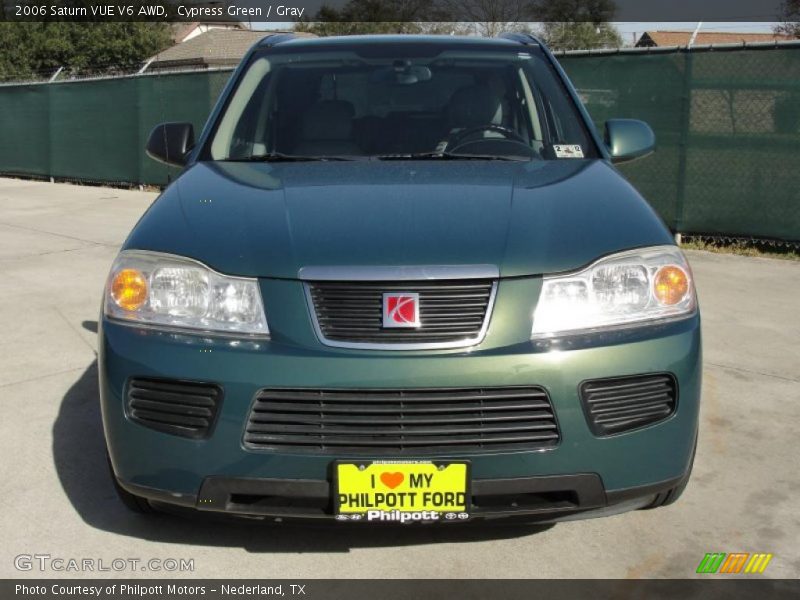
<box><xmin>226</xmin><ymin>152</ymin><xmax>361</xmax><ymax>162</ymax></box>
<box><xmin>374</xmin><ymin>152</ymin><xmax>528</xmax><ymax>162</ymax></box>
<box><xmin>226</xmin><ymin>151</ymin><xmax>528</xmax><ymax>163</ymax></box>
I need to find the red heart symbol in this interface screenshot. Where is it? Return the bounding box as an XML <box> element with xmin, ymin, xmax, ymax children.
<box><xmin>380</xmin><ymin>472</ymin><xmax>404</xmax><ymax>489</ymax></box>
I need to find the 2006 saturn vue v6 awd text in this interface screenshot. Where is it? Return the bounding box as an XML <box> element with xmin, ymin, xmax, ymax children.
<box><xmin>100</xmin><ymin>33</ymin><xmax>701</xmax><ymax>524</ymax></box>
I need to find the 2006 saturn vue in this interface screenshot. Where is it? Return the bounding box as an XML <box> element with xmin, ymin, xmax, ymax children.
<box><xmin>100</xmin><ymin>33</ymin><xmax>701</xmax><ymax>524</ymax></box>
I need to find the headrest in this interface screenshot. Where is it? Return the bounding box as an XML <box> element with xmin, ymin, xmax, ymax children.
<box><xmin>446</xmin><ymin>86</ymin><xmax>503</xmax><ymax>129</ymax></box>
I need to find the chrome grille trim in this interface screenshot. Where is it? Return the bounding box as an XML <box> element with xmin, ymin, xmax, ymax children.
<box><xmin>304</xmin><ymin>279</ymin><xmax>498</xmax><ymax>350</ymax></box>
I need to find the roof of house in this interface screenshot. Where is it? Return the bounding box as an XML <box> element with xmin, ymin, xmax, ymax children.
<box><xmin>149</xmin><ymin>30</ymin><xmax>308</xmax><ymax>69</ymax></box>
<box><xmin>170</xmin><ymin>21</ymin><xmax>247</xmax><ymax>44</ymax></box>
<box><xmin>636</xmin><ymin>30</ymin><xmax>793</xmax><ymax>47</ymax></box>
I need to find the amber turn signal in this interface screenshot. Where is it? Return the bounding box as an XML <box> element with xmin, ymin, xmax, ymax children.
<box><xmin>653</xmin><ymin>265</ymin><xmax>689</xmax><ymax>306</ymax></box>
<box><xmin>111</xmin><ymin>268</ymin><xmax>148</xmax><ymax>311</ymax></box>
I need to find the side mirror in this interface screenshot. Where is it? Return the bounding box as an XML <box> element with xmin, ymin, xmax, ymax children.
<box><xmin>605</xmin><ymin>119</ymin><xmax>655</xmax><ymax>164</ymax></box>
<box><xmin>146</xmin><ymin>122</ymin><xmax>195</xmax><ymax>167</ymax></box>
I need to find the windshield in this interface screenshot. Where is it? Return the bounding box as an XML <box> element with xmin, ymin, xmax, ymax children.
<box><xmin>207</xmin><ymin>46</ymin><xmax>597</xmax><ymax>162</ymax></box>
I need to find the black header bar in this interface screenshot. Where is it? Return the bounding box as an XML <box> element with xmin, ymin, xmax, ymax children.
<box><xmin>0</xmin><ymin>0</ymin><xmax>792</xmax><ymax>23</ymax></box>
<box><xmin>4</xmin><ymin>579</ymin><xmax>800</xmax><ymax>600</ymax></box>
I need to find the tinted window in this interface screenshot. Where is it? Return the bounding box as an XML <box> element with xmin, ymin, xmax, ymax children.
<box><xmin>208</xmin><ymin>46</ymin><xmax>597</xmax><ymax>161</ymax></box>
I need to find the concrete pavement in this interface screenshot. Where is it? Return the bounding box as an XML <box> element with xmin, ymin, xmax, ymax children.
<box><xmin>0</xmin><ymin>177</ymin><xmax>797</xmax><ymax>579</ymax></box>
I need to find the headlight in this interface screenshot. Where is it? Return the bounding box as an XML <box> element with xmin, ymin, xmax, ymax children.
<box><xmin>104</xmin><ymin>251</ymin><xmax>269</xmax><ymax>337</ymax></box>
<box><xmin>532</xmin><ymin>246</ymin><xmax>696</xmax><ymax>338</ymax></box>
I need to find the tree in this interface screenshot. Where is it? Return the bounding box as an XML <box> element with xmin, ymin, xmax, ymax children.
<box><xmin>295</xmin><ymin>0</ymin><xmax>622</xmax><ymax>48</ymax></box>
<box><xmin>0</xmin><ymin>24</ymin><xmax>33</xmax><ymax>81</ymax></box>
<box><xmin>529</xmin><ymin>0</ymin><xmax>617</xmax><ymax>22</ymax></box>
<box><xmin>437</xmin><ymin>0</ymin><xmax>532</xmax><ymax>37</ymax></box>
<box><xmin>775</xmin><ymin>0</ymin><xmax>800</xmax><ymax>37</ymax></box>
<box><xmin>531</xmin><ymin>0</ymin><xmax>622</xmax><ymax>50</ymax></box>
<box><xmin>295</xmin><ymin>0</ymin><xmax>445</xmax><ymax>36</ymax></box>
<box><xmin>538</xmin><ymin>22</ymin><xmax>622</xmax><ymax>50</ymax></box>
<box><xmin>0</xmin><ymin>22</ymin><xmax>172</xmax><ymax>81</ymax></box>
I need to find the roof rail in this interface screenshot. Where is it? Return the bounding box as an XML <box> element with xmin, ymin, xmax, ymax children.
<box><xmin>257</xmin><ymin>33</ymin><xmax>298</xmax><ymax>47</ymax></box>
<box><xmin>497</xmin><ymin>32</ymin><xmax>543</xmax><ymax>47</ymax></box>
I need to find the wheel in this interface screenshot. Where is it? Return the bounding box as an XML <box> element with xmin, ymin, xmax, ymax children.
<box><xmin>107</xmin><ymin>452</ymin><xmax>156</xmax><ymax>514</ymax></box>
<box><xmin>642</xmin><ymin>433</ymin><xmax>697</xmax><ymax>510</ymax></box>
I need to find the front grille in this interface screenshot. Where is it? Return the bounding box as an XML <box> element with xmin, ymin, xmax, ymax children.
<box><xmin>126</xmin><ymin>378</ymin><xmax>222</xmax><ymax>439</ymax></box>
<box><xmin>244</xmin><ymin>387</ymin><xmax>559</xmax><ymax>454</ymax></box>
<box><xmin>580</xmin><ymin>373</ymin><xmax>677</xmax><ymax>436</ymax></box>
<box><xmin>306</xmin><ymin>280</ymin><xmax>495</xmax><ymax>348</ymax></box>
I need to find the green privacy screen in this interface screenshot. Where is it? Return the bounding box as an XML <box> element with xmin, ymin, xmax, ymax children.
<box><xmin>560</xmin><ymin>45</ymin><xmax>800</xmax><ymax>242</ymax></box>
<box><xmin>0</xmin><ymin>46</ymin><xmax>798</xmax><ymax>242</ymax></box>
<box><xmin>0</xmin><ymin>69</ymin><xmax>233</xmax><ymax>187</ymax></box>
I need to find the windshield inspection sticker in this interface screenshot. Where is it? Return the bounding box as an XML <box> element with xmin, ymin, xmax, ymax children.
<box><xmin>553</xmin><ymin>144</ymin><xmax>585</xmax><ymax>158</ymax></box>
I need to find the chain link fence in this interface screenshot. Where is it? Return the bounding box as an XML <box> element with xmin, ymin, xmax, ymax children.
<box><xmin>0</xmin><ymin>42</ymin><xmax>798</xmax><ymax>243</ymax></box>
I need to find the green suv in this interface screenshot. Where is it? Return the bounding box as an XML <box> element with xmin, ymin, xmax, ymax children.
<box><xmin>100</xmin><ymin>33</ymin><xmax>700</xmax><ymax>523</ymax></box>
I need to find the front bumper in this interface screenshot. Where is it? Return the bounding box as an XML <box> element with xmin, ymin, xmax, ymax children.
<box><xmin>118</xmin><ymin>471</ymin><xmax>689</xmax><ymax>524</ymax></box>
<box><xmin>100</xmin><ymin>277</ymin><xmax>701</xmax><ymax>522</ymax></box>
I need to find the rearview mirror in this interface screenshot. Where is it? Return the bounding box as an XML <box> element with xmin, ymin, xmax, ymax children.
<box><xmin>605</xmin><ymin>119</ymin><xmax>655</xmax><ymax>164</ymax></box>
<box><xmin>146</xmin><ymin>122</ymin><xmax>195</xmax><ymax>167</ymax></box>
<box><xmin>369</xmin><ymin>63</ymin><xmax>433</xmax><ymax>85</ymax></box>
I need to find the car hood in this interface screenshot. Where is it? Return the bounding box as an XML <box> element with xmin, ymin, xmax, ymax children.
<box><xmin>125</xmin><ymin>160</ymin><xmax>673</xmax><ymax>279</ymax></box>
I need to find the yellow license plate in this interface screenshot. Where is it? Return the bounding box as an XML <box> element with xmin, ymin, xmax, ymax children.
<box><xmin>335</xmin><ymin>461</ymin><xmax>469</xmax><ymax>522</ymax></box>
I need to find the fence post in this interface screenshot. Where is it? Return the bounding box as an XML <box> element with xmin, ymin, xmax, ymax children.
<box><xmin>674</xmin><ymin>49</ymin><xmax>694</xmax><ymax>236</ymax></box>
<box><xmin>48</xmin><ymin>66</ymin><xmax>63</xmax><ymax>83</ymax></box>
<box><xmin>46</xmin><ymin>78</ymin><xmax>54</xmax><ymax>182</ymax></box>
<box><xmin>135</xmin><ymin>75</ymin><xmax>143</xmax><ymax>186</ymax></box>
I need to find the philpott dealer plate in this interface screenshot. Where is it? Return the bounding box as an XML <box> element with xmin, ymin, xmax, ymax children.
<box><xmin>334</xmin><ymin>461</ymin><xmax>470</xmax><ymax>523</ymax></box>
